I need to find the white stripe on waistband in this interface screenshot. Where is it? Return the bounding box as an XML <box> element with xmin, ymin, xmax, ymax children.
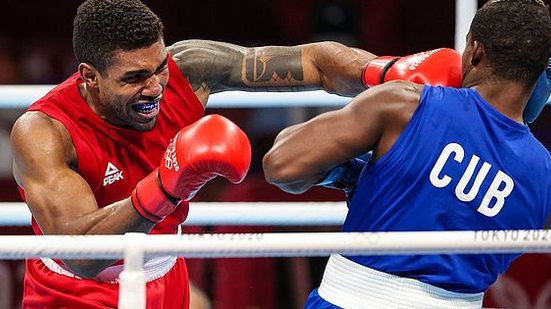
<box><xmin>318</xmin><ymin>254</ymin><xmax>484</xmax><ymax>309</ymax></box>
<box><xmin>40</xmin><ymin>255</ymin><xmax>177</xmax><ymax>284</ymax></box>
<box><xmin>39</xmin><ymin>226</ymin><xmax>182</xmax><ymax>284</ymax></box>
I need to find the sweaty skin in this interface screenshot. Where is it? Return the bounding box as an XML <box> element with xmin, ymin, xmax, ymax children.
<box><xmin>263</xmin><ymin>81</ymin><xmax>422</xmax><ymax>194</ymax></box>
<box><xmin>263</xmin><ymin>34</ymin><xmax>532</xmax><ymax>195</ymax></box>
<box><xmin>167</xmin><ymin>40</ymin><xmax>375</xmax><ymax>104</ymax></box>
<box><xmin>11</xmin><ymin>39</ymin><xmax>375</xmax><ymax>277</ymax></box>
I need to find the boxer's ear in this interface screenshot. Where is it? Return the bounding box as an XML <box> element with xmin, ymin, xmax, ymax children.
<box><xmin>78</xmin><ymin>63</ymin><xmax>98</xmax><ymax>88</ymax></box>
<box><xmin>471</xmin><ymin>40</ymin><xmax>484</xmax><ymax>66</ymax></box>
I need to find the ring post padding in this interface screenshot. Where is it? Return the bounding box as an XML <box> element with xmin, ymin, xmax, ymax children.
<box><xmin>118</xmin><ymin>233</ymin><xmax>146</xmax><ymax>309</ymax></box>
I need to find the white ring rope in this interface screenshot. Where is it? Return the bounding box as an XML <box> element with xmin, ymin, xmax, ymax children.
<box><xmin>0</xmin><ymin>230</ymin><xmax>549</xmax><ymax>260</ymax></box>
<box><xmin>0</xmin><ymin>86</ymin><xmax>350</xmax><ymax>108</ymax></box>
<box><xmin>1</xmin><ymin>84</ymin><xmax>549</xmax><ymax>110</ymax></box>
<box><xmin>0</xmin><ymin>202</ymin><xmax>348</xmax><ymax>226</ymax></box>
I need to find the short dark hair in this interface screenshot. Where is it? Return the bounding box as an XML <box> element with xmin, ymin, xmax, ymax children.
<box><xmin>470</xmin><ymin>0</ymin><xmax>551</xmax><ymax>85</ymax></box>
<box><xmin>73</xmin><ymin>0</ymin><xmax>164</xmax><ymax>74</ymax></box>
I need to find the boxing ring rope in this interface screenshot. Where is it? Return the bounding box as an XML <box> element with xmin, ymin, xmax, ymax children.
<box><xmin>0</xmin><ymin>202</ymin><xmax>348</xmax><ymax>226</ymax></box>
<box><xmin>1</xmin><ymin>87</ymin><xmax>551</xmax><ymax>109</ymax></box>
<box><xmin>4</xmin><ymin>202</ymin><xmax>551</xmax><ymax>308</ymax></box>
<box><xmin>1</xmin><ymin>230</ymin><xmax>551</xmax><ymax>260</ymax></box>
<box><xmin>0</xmin><ymin>87</ymin><xmax>351</xmax><ymax>108</ymax></box>
<box><xmin>0</xmin><ymin>230</ymin><xmax>550</xmax><ymax>308</ymax></box>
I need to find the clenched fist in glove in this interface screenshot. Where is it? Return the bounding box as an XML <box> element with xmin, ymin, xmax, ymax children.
<box><xmin>131</xmin><ymin>114</ymin><xmax>252</xmax><ymax>222</ymax></box>
<box><xmin>362</xmin><ymin>48</ymin><xmax>462</xmax><ymax>88</ymax></box>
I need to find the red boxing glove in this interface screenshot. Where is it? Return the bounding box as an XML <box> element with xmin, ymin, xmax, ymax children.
<box><xmin>362</xmin><ymin>48</ymin><xmax>462</xmax><ymax>88</ymax></box>
<box><xmin>131</xmin><ymin>114</ymin><xmax>252</xmax><ymax>222</ymax></box>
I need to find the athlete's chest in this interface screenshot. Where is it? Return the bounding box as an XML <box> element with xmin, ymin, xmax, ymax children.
<box><xmin>78</xmin><ymin>130</ymin><xmax>169</xmax><ymax>207</ymax></box>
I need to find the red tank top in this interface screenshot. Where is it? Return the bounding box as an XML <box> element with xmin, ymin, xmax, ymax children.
<box><xmin>23</xmin><ymin>55</ymin><xmax>204</xmax><ymax>235</ymax></box>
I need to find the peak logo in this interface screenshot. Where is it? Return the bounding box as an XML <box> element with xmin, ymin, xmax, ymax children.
<box><xmin>103</xmin><ymin>162</ymin><xmax>124</xmax><ymax>186</ymax></box>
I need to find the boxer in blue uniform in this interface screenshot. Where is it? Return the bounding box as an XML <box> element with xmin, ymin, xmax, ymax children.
<box><xmin>263</xmin><ymin>0</ymin><xmax>551</xmax><ymax>308</ymax></box>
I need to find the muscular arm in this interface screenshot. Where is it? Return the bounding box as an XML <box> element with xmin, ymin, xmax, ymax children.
<box><xmin>263</xmin><ymin>81</ymin><xmax>423</xmax><ymax>194</ymax></box>
<box><xmin>167</xmin><ymin>39</ymin><xmax>375</xmax><ymax>104</ymax></box>
<box><xmin>11</xmin><ymin>112</ymin><xmax>154</xmax><ymax>278</ymax></box>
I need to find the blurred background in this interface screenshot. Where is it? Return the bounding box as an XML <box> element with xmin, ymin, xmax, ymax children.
<box><xmin>1</xmin><ymin>1</ymin><xmax>551</xmax><ymax>308</ymax></box>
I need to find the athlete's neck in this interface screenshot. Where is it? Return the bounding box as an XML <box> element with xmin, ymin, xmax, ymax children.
<box><xmin>471</xmin><ymin>80</ymin><xmax>529</xmax><ymax>124</ymax></box>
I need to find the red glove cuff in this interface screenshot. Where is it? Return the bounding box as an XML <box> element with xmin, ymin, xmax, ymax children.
<box><xmin>362</xmin><ymin>56</ymin><xmax>400</xmax><ymax>88</ymax></box>
<box><xmin>131</xmin><ymin>170</ymin><xmax>181</xmax><ymax>223</ymax></box>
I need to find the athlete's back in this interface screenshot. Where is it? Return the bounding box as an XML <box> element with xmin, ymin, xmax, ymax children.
<box><xmin>345</xmin><ymin>85</ymin><xmax>551</xmax><ymax>293</ymax></box>
<box><xmin>263</xmin><ymin>1</ymin><xmax>551</xmax><ymax>307</ymax></box>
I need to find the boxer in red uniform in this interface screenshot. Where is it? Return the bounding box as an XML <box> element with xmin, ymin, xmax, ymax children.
<box><xmin>8</xmin><ymin>0</ymin><xmax>478</xmax><ymax>308</ymax></box>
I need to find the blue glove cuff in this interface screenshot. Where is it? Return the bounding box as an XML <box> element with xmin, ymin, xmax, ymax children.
<box><xmin>317</xmin><ymin>164</ymin><xmax>347</xmax><ymax>187</ymax></box>
<box><xmin>316</xmin><ymin>152</ymin><xmax>372</xmax><ymax>191</ymax></box>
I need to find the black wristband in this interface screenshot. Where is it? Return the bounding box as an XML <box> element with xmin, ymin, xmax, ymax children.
<box><xmin>156</xmin><ymin>173</ymin><xmax>181</xmax><ymax>206</ymax></box>
<box><xmin>379</xmin><ymin>57</ymin><xmax>401</xmax><ymax>84</ymax></box>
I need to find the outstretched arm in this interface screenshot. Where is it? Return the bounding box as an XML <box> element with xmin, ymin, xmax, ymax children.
<box><xmin>262</xmin><ymin>81</ymin><xmax>423</xmax><ymax>194</ymax></box>
<box><xmin>167</xmin><ymin>40</ymin><xmax>375</xmax><ymax>104</ymax></box>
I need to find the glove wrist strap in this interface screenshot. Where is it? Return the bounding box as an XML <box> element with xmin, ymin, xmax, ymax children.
<box><xmin>379</xmin><ymin>57</ymin><xmax>401</xmax><ymax>84</ymax></box>
<box><xmin>131</xmin><ymin>171</ymin><xmax>181</xmax><ymax>223</ymax></box>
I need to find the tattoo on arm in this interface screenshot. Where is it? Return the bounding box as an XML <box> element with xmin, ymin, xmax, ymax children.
<box><xmin>239</xmin><ymin>47</ymin><xmax>315</xmax><ymax>92</ymax></box>
<box><xmin>167</xmin><ymin>40</ymin><xmax>242</xmax><ymax>92</ymax></box>
<box><xmin>243</xmin><ymin>47</ymin><xmax>303</xmax><ymax>83</ymax></box>
<box><xmin>168</xmin><ymin>40</ymin><xmax>315</xmax><ymax>93</ymax></box>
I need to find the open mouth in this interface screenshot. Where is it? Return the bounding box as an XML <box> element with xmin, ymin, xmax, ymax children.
<box><xmin>132</xmin><ymin>101</ymin><xmax>160</xmax><ymax>114</ymax></box>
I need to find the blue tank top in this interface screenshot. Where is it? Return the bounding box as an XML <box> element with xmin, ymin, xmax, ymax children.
<box><xmin>344</xmin><ymin>86</ymin><xmax>551</xmax><ymax>293</ymax></box>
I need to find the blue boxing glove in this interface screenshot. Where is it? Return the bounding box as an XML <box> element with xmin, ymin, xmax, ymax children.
<box><xmin>316</xmin><ymin>152</ymin><xmax>372</xmax><ymax>195</ymax></box>
<box><xmin>524</xmin><ymin>58</ymin><xmax>551</xmax><ymax>123</ymax></box>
